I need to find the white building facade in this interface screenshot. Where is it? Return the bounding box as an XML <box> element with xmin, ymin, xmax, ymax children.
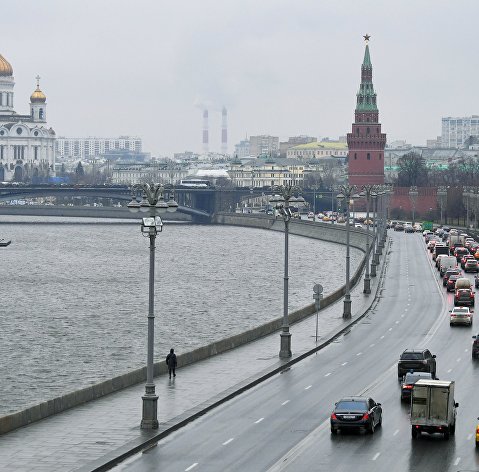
<box><xmin>442</xmin><ymin>116</ymin><xmax>479</xmax><ymax>148</ymax></box>
<box><xmin>56</xmin><ymin>136</ymin><xmax>142</xmax><ymax>159</ymax></box>
<box><xmin>0</xmin><ymin>53</ymin><xmax>55</xmax><ymax>182</ymax></box>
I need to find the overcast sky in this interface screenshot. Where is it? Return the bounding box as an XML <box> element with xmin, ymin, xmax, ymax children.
<box><xmin>3</xmin><ymin>0</ymin><xmax>478</xmax><ymax>156</ymax></box>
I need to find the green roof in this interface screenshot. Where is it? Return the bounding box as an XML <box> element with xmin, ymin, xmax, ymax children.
<box><xmin>363</xmin><ymin>44</ymin><xmax>371</xmax><ymax>67</ymax></box>
<box><xmin>291</xmin><ymin>141</ymin><xmax>348</xmax><ymax>150</ymax></box>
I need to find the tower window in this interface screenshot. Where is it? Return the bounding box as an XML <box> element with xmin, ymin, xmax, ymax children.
<box><xmin>379</xmin><ymin>154</ymin><xmax>382</xmax><ymax>160</ymax></box>
<box><xmin>367</xmin><ymin>127</ymin><xmax>370</xmax><ymax>135</ymax></box>
<box><xmin>39</xmin><ymin>108</ymin><xmax>44</xmax><ymax>120</ymax></box>
<box><xmin>356</xmin><ymin>128</ymin><xmax>359</xmax><ymax>136</ymax></box>
<box><xmin>367</xmin><ymin>153</ymin><xmax>371</xmax><ymax>160</ymax></box>
<box><xmin>354</xmin><ymin>153</ymin><xmax>357</xmax><ymax>160</ymax></box>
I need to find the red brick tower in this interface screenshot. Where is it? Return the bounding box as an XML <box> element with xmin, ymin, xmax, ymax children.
<box><xmin>347</xmin><ymin>35</ymin><xmax>386</xmax><ymax>185</ymax></box>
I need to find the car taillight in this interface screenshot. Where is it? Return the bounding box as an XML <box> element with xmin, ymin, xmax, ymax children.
<box><xmin>362</xmin><ymin>413</ymin><xmax>369</xmax><ymax>420</ymax></box>
<box><xmin>403</xmin><ymin>385</ymin><xmax>413</xmax><ymax>389</ymax></box>
<box><xmin>331</xmin><ymin>413</ymin><xmax>337</xmax><ymax>420</ymax></box>
<box><xmin>471</xmin><ymin>292</ymin><xmax>475</xmax><ymax>298</ymax></box>
<box><xmin>476</xmin><ymin>426</ymin><xmax>479</xmax><ymax>434</ymax></box>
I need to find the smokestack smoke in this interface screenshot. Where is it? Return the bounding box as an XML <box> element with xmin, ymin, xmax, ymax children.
<box><xmin>202</xmin><ymin>109</ymin><xmax>209</xmax><ymax>153</ymax></box>
<box><xmin>221</xmin><ymin>106</ymin><xmax>227</xmax><ymax>154</ymax></box>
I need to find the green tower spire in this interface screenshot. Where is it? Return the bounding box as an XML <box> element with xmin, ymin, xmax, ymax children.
<box><xmin>355</xmin><ymin>36</ymin><xmax>377</xmax><ymax>112</ymax></box>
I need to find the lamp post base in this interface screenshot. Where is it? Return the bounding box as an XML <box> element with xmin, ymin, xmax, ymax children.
<box><xmin>141</xmin><ymin>393</ymin><xmax>159</xmax><ymax>430</ymax></box>
<box><xmin>363</xmin><ymin>276</ymin><xmax>371</xmax><ymax>294</ymax></box>
<box><xmin>343</xmin><ymin>298</ymin><xmax>352</xmax><ymax>319</ymax></box>
<box><xmin>370</xmin><ymin>261</ymin><xmax>377</xmax><ymax>277</ymax></box>
<box><xmin>373</xmin><ymin>252</ymin><xmax>380</xmax><ymax>265</ymax></box>
<box><xmin>279</xmin><ymin>330</ymin><xmax>292</xmax><ymax>358</ymax></box>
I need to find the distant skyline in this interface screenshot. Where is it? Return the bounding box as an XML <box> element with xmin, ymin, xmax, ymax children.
<box><xmin>2</xmin><ymin>0</ymin><xmax>478</xmax><ymax>156</ymax></box>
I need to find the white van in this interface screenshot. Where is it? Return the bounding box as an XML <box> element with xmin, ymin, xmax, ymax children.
<box><xmin>439</xmin><ymin>256</ymin><xmax>457</xmax><ymax>276</ymax></box>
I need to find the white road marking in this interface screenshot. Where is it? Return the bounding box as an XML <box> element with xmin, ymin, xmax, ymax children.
<box><xmin>405</xmin><ymin>308</ymin><xmax>408</xmax><ymax>312</ymax></box>
<box><xmin>380</xmin><ymin>335</ymin><xmax>385</xmax><ymax>339</ymax></box>
<box><xmin>341</xmin><ymin>362</ymin><xmax>348</xmax><ymax>366</ymax></box>
<box><xmin>254</xmin><ymin>418</ymin><xmax>264</xmax><ymax>424</ymax></box>
<box><xmin>465</xmin><ymin>348</ymin><xmax>469</xmax><ymax>352</ymax></box>
<box><xmin>304</xmin><ymin>385</ymin><xmax>312</xmax><ymax>390</ymax></box>
<box><xmin>456</xmin><ymin>358</ymin><xmax>461</xmax><ymax>362</ymax></box>
<box><xmin>393</xmin><ymin>429</ymin><xmax>399</xmax><ymax>436</ymax></box>
<box><xmin>454</xmin><ymin>457</ymin><xmax>461</xmax><ymax>466</ymax></box>
<box><xmin>325</xmin><ymin>372</ymin><xmax>331</xmax><ymax>377</ymax></box>
<box><xmin>185</xmin><ymin>464</ymin><xmax>198</xmax><ymax>471</ymax></box>
<box><xmin>281</xmin><ymin>400</ymin><xmax>290</xmax><ymax>405</ymax></box>
<box><xmin>467</xmin><ymin>433</ymin><xmax>473</xmax><ymax>440</ymax></box>
<box><xmin>356</xmin><ymin>352</ymin><xmax>362</xmax><ymax>356</ymax></box>
<box><xmin>372</xmin><ymin>452</ymin><xmax>380</xmax><ymax>461</ymax></box>
<box><xmin>369</xmin><ymin>344</ymin><xmax>375</xmax><ymax>347</ymax></box>
<box><xmin>388</xmin><ymin>328</ymin><xmax>393</xmax><ymax>331</ymax></box>
<box><xmin>401</xmin><ymin>314</ymin><xmax>405</xmax><ymax>318</ymax></box>
<box><xmin>447</xmin><ymin>368</ymin><xmax>452</xmax><ymax>373</ymax></box>
<box><xmin>222</xmin><ymin>438</ymin><xmax>234</xmax><ymax>445</ymax></box>
<box><xmin>395</xmin><ymin>321</ymin><xmax>400</xmax><ymax>324</ymax></box>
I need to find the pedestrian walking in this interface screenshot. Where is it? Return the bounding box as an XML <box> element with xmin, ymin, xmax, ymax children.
<box><xmin>166</xmin><ymin>348</ymin><xmax>177</xmax><ymax>379</ymax></box>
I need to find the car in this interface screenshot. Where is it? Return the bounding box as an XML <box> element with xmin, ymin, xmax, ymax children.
<box><xmin>454</xmin><ymin>287</ymin><xmax>475</xmax><ymax>306</ymax></box>
<box><xmin>443</xmin><ymin>268</ymin><xmax>461</xmax><ymax>286</ymax></box>
<box><xmin>414</xmin><ymin>223</ymin><xmax>423</xmax><ymax>232</ymax></box>
<box><xmin>449</xmin><ymin>307</ymin><xmax>473</xmax><ymax>326</ymax></box>
<box><xmin>428</xmin><ymin>239</ymin><xmax>438</xmax><ymax>252</ymax></box>
<box><xmin>465</xmin><ymin>259</ymin><xmax>479</xmax><ymax>273</ymax></box>
<box><xmin>307</xmin><ymin>212</ymin><xmax>315</xmax><ymax>219</ymax></box>
<box><xmin>475</xmin><ymin>250</ymin><xmax>479</xmax><ymax>260</ymax></box>
<box><xmin>454</xmin><ymin>247</ymin><xmax>470</xmax><ymax>262</ymax></box>
<box><xmin>447</xmin><ymin>274</ymin><xmax>461</xmax><ymax>292</ymax></box>
<box><xmin>435</xmin><ymin>254</ymin><xmax>448</xmax><ymax>270</ymax></box>
<box><xmin>461</xmin><ymin>254</ymin><xmax>475</xmax><ymax>269</ymax></box>
<box><xmin>472</xmin><ymin>335</ymin><xmax>479</xmax><ymax>359</ymax></box>
<box><xmin>397</xmin><ymin>349</ymin><xmax>436</xmax><ymax>379</ymax></box>
<box><xmin>404</xmin><ymin>224</ymin><xmax>414</xmax><ymax>233</ymax></box>
<box><xmin>475</xmin><ymin>274</ymin><xmax>479</xmax><ymax>289</ymax></box>
<box><xmin>476</xmin><ymin>418</ymin><xmax>479</xmax><ymax>447</ymax></box>
<box><xmin>394</xmin><ymin>224</ymin><xmax>404</xmax><ymax>232</ymax></box>
<box><xmin>400</xmin><ymin>371</ymin><xmax>435</xmax><ymax>401</ymax></box>
<box><xmin>354</xmin><ymin>223</ymin><xmax>363</xmax><ymax>229</ymax></box>
<box><xmin>330</xmin><ymin>397</ymin><xmax>382</xmax><ymax>435</ymax></box>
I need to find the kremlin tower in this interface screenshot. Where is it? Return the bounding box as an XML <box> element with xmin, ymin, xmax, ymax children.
<box><xmin>347</xmin><ymin>35</ymin><xmax>386</xmax><ymax>185</ymax></box>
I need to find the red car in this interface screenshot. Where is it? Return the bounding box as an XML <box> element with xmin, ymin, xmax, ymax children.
<box><xmin>447</xmin><ymin>274</ymin><xmax>461</xmax><ymax>292</ymax></box>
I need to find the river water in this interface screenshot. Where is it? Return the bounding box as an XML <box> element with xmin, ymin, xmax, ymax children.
<box><xmin>0</xmin><ymin>216</ymin><xmax>362</xmax><ymax>415</ymax></box>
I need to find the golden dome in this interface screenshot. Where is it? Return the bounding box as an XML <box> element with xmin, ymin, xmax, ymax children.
<box><xmin>31</xmin><ymin>76</ymin><xmax>46</xmax><ymax>103</ymax></box>
<box><xmin>0</xmin><ymin>54</ymin><xmax>13</xmax><ymax>76</ymax></box>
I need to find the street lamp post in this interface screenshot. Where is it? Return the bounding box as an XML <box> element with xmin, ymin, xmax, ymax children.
<box><xmin>360</xmin><ymin>185</ymin><xmax>378</xmax><ymax>294</ymax></box>
<box><xmin>127</xmin><ymin>183</ymin><xmax>178</xmax><ymax>430</ymax></box>
<box><xmin>270</xmin><ymin>185</ymin><xmax>305</xmax><ymax>358</ymax></box>
<box><xmin>336</xmin><ymin>185</ymin><xmax>359</xmax><ymax>319</ymax></box>
<box><xmin>437</xmin><ymin>186</ymin><xmax>448</xmax><ymax>225</ymax></box>
<box><xmin>408</xmin><ymin>185</ymin><xmax>418</xmax><ymax>224</ymax></box>
<box><xmin>370</xmin><ymin>192</ymin><xmax>378</xmax><ymax>277</ymax></box>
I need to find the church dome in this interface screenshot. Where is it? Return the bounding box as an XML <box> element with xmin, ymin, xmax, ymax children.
<box><xmin>0</xmin><ymin>54</ymin><xmax>13</xmax><ymax>76</ymax></box>
<box><xmin>31</xmin><ymin>85</ymin><xmax>46</xmax><ymax>103</ymax></box>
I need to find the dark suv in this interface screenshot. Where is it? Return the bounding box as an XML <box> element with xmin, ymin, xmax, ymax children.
<box><xmin>443</xmin><ymin>268</ymin><xmax>461</xmax><ymax>286</ymax></box>
<box><xmin>472</xmin><ymin>334</ymin><xmax>479</xmax><ymax>359</ymax></box>
<box><xmin>454</xmin><ymin>288</ymin><xmax>475</xmax><ymax>306</ymax></box>
<box><xmin>397</xmin><ymin>349</ymin><xmax>436</xmax><ymax>379</ymax></box>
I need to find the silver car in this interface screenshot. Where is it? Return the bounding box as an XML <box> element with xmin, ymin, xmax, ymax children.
<box><xmin>449</xmin><ymin>307</ymin><xmax>473</xmax><ymax>326</ymax></box>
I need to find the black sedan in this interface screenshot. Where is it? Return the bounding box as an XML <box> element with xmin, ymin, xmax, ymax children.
<box><xmin>400</xmin><ymin>371</ymin><xmax>434</xmax><ymax>401</ymax></box>
<box><xmin>330</xmin><ymin>396</ymin><xmax>382</xmax><ymax>434</ymax></box>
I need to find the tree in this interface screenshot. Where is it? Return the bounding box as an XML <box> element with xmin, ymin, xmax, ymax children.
<box><xmin>396</xmin><ymin>152</ymin><xmax>428</xmax><ymax>186</ymax></box>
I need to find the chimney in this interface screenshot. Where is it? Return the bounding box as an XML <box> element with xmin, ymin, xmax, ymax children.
<box><xmin>221</xmin><ymin>106</ymin><xmax>228</xmax><ymax>154</ymax></box>
<box><xmin>202</xmin><ymin>109</ymin><xmax>209</xmax><ymax>153</ymax></box>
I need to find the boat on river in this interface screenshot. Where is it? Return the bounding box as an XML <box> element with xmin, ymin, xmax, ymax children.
<box><xmin>0</xmin><ymin>239</ymin><xmax>11</xmax><ymax>247</ymax></box>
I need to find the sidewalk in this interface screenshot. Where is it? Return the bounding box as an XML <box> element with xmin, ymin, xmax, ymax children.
<box><xmin>0</xmin><ymin>249</ymin><xmax>389</xmax><ymax>472</ymax></box>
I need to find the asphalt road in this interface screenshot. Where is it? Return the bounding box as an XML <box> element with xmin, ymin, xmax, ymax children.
<box><xmin>113</xmin><ymin>231</ymin><xmax>479</xmax><ymax>472</ymax></box>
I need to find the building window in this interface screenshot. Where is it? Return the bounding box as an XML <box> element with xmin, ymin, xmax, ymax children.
<box><xmin>367</xmin><ymin>153</ymin><xmax>371</xmax><ymax>160</ymax></box>
<box><xmin>379</xmin><ymin>153</ymin><xmax>382</xmax><ymax>160</ymax></box>
<box><xmin>39</xmin><ymin>109</ymin><xmax>44</xmax><ymax>120</ymax></box>
<box><xmin>16</xmin><ymin>127</ymin><xmax>23</xmax><ymax>135</ymax></box>
<box><xmin>367</xmin><ymin>127</ymin><xmax>370</xmax><ymax>135</ymax></box>
<box><xmin>354</xmin><ymin>153</ymin><xmax>357</xmax><ymax>160</ymax></box>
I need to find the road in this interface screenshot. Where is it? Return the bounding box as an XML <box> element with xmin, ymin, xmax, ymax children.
<box><xmin>113</xmin><ymin>231</ymin><xmax>479</xmax><ymax>472</ymax></box>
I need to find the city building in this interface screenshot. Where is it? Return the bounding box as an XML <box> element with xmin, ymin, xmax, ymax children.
<box><xmin>0</xmin><ymin>53</ymin><xmax>56</xmax><ymax>182</ymax></box>
<box><xmin>347</xmin><ymin>37</ymin><xmax>386</xmax><ymax>185</ymax></box>
<box><xmin>56</xmin><ymin>136</ymin><xmax>142</xmax><ymax>160</ymax></box>
<box><xmin>286</xmin><ymin>141</ymin><xmax>348</xmax><ymax>159</ymax></box>
<box><xmin>279</xmin><ymin>135</ymin><xmax>317</xmax><ymax>157</ymax></box>
<box><xmin>441</xmin><ymin>116</ymin><xmax>479</xmax><ymax>148</ymax></box>
<box><xmin>234</xmin><ymin>139</ymin><xmax>250</xmax><ymax>158</ymax></box>
<box><xmin>249</xmin><ymin>135</ymin><xmax>279</xmax><ymax>157</ymax></box>
<box><xmin>112</xmin><ymin>162</ymin><xmax>188</xmax><ymax>185</ymax></box>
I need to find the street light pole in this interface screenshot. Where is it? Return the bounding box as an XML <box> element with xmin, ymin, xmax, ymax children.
<box><xmin>370</xmin><ymin>192</ymin><xmax>378</xmax><ymax>277</ymax></box>
<box><xmin>336</xmin><ymin>185</ymin><xmax>359</xmax><ymax>319</ymax></box>
<box><xmin>360</xmin><ymin>185</ymin><xmax>378</xmax><ymax>293</ymax></box>
<box><xmin>127</xmin><ymin>183</ymin><xmax>178</xmax><ymax>430</ymax></box>
<box><xmin>437</xmin><ymin>186</ymin><xmax>447</xmax><ymax>225</ymax></box>
<box><xmin>270</xmin><ymin>185</ymin><xmax>305</xmax><ymax>358</ymax></box>
<box><xmin>408</xmin><ymin>186</ymin><xmax>419</xmax><ymax>224</ymax></box>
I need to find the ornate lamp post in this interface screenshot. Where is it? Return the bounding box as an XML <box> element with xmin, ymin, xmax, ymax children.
<box><xmin>336</xmin><ymin>185</ymin><xmax>359</xmax><ymax>318</ymax></box>
<box><xmin>463</xmin><ymin>186</ymin><xmax>473</xmax><ymax>228</ymax></box>
<box><xmin>437</xmin><ymin>186</ymin><xmax>448</xmax><ymax>225</ymax></box>
<box><xmin>408</xmin><ymin>185</ymin><xmax>419</xmax><ymax>224</ymax></box>
<box><xmin>359</xmin><ymin>185</ymin><xmax>378</xmax><ymax>293</ymax></box>
<box><xmin>127</xmin><ymin>183</ymin><xmax>178</xmax><ymax>430</ymax></box>
<box><xmin>370</xmin><ymin>191</ymin><xmax>379</xmax><ymax>277</ymax></box>
<box><xmin>270</xmin><ymin>185</ymin><xmax>305</xmax><ymax>358</ymax></box>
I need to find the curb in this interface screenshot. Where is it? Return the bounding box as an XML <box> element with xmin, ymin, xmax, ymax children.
<box><xmin>80</xmin><ymin>237</ymin><xmax>391</xmax><ymax>472</ymax></box>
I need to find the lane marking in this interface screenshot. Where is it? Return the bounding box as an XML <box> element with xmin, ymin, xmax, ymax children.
<box><xmin>372</xmin><ymin>452</ymin><xmax>380</xmax><ymax>461</ymax></box>
<box><xmin>341</xmin><ymin>362</ymin><xmax>348</xmax><ymax>366</ymax></box>
<box><xmin>456</xmin><ymin>358</ymin><xmax>461</xmax><ymax>362</ymax></box>
<box><xmin>222</xmin><ymin>438</ymin><xmax>234</xmax><ymax>445</ymax></box>
<box><xmin>465</xmin><ymin>348</ymin><xmax>469</xmax><ymax>352</ymax></box>
<box><xmin>388</xmin><ymin>328</ymin><xmax>393</xmax><ymax>331</ymax></box>
<box><xmin>325</xmin><ymin>372</ymin><xmax>331</xmax><ymax>377</ymax></box>
<box><xmin>393</xmin><ymin>429</ymin><xmax>399</xmax><ymax>436</ymax></box>
<box><xmin>380</xmin><ymin>335</ymin><xmax>385</xmax><ymax>339</ymax></box>
<box><xmin>395</xmin><ymin>321</ymin><xmax>399</xmax><ymax>324</ymax></box>
<box><xmin>304</xmin><ymin>385</ymin><xmax>312</xmax><ymax>390</ymax></box>
<box><xmin>454</xmin><ymin>457</ymin><xmax>461</xmax><ymax>466</ymax></box>
<box><xmin>254</xmin><ymin>418</ymin><xmax>264</xmax><ymax>424</ymax></box>
<box><xmin>401</xmin><ymin>314</ymin><xmax>405</xmax><ymax>318</ymax></box>
<box><xmin>356</xmin><ymin>352</ymin><xmax>362</xmax><ymax>356</ymax></box>
<box><xmin>185</xmin><ymin>464</ymin><xmax>198</xmax><ymax>471</ymax></box>
<box><xmin>447</xmin><ymin>368</ymin><xmax>452</xmax><ymax>373</ymax></box>
<box><xmin>281</xmin><ymin>400</ymin><xmax>290</xmax><ymax>405</ymax></box>
<box><xmin>369</xmin><ymin>344</ymin><xmax>375</xmax><ymax>348</ymax></box>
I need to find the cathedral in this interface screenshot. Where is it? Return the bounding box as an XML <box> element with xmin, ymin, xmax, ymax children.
<box><xmin>0</xmin><ymin>52</ymin><xmax>55</xmax><ymax>182</ymax></box>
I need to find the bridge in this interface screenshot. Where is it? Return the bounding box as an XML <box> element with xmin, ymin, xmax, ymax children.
<box><xmin>0</xmin><ymin>185</ymin><xmax>268</xmax><ymax>222</ymax></box>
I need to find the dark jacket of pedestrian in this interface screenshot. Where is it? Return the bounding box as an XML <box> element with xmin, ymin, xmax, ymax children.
<box><xmin>166</xmin><ymin>348</ymin><xmax>177</xmax><ymax>378</ymax></box>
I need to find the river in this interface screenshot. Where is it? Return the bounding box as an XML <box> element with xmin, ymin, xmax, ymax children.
<box><xmin>0</xmin><ymin>216</ymin><xmax>362</xmax><ymax>415</ymax></box>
